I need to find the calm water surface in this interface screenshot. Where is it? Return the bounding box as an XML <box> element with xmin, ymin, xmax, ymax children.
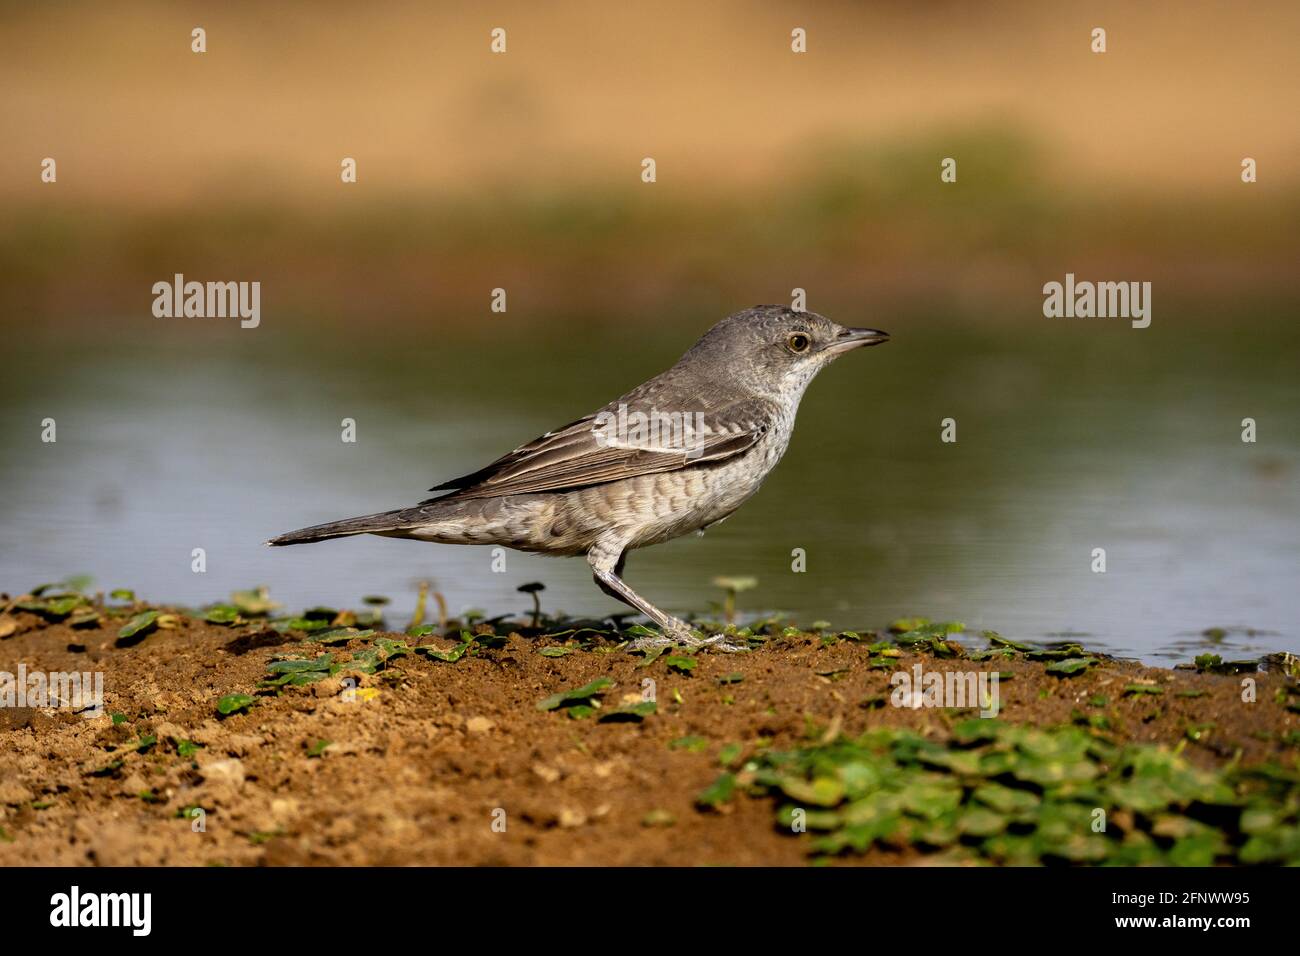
<box><xmin>3</xmin><ymin>315</ymin><xmax>1297</xmax><ymax>664</ymax></box>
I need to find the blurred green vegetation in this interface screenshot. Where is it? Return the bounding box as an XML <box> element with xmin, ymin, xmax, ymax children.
<box><xmin>3</xmin><ymin>127</ymin><xmax>1295</xmax><ymax>326</ymax></box>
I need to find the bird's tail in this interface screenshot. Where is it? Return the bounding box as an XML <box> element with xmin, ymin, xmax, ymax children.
<box><xmin>266</xmin><ymin>508</ymin><xmax>416</xmax><ymax>546</ymax></box>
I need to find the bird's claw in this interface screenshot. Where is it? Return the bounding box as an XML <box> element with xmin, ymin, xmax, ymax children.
<box><xmin>694</xmin><ymin>634</ymin><xmax>751</xmax><ymax>654</ymax></box>
<box><xmin>625</xmin><ymin>625</ymin><xmax>750</xmax><ymax>654</ymax></box>
<box><xmin>623</xmin><ymin>634</ymin><xmax>678</xmax><ymax>652</ymax></box>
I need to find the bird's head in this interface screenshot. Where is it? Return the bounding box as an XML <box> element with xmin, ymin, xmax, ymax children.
<box><xmin>686</xmin><ymin>305</ymin><xmax>889</xmax><ymax>399</ymax></box>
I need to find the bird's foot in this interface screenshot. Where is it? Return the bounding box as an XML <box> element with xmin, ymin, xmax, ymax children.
<box><xmin>691</xmin><ymin>633</ymin><xmax>752</xmax><ymax>654</ymax></box>
<box><xmin>624</xmin><ymin>622</ymin><xmax>750</xmax><ymax>654</ymax></box>
<box><xmin>624</xmin><ymin>633</ymin><xmax>678</xmax><ymax>652</ymax></box>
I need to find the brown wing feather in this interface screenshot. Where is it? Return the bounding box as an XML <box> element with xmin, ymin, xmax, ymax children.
<box><xmin>424</xmin><ymin>398</ymin><xmax>772</xmax><ymax>502</ymax></box>
<box><xmin>427</xmin><ymin>417</ymin><xmax>593</xmax><ymax>493</ymax></box>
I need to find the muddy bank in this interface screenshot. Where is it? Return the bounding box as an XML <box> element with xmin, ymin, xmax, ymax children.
<box><xmin>1</xmin><ymin>592</ymin><xmax>1298</xmax><ymax>866</ymax></box>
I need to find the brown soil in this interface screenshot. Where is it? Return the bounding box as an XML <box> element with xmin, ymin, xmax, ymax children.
<box><xmin>1</xmin><ymin>613</ymin><xmax>1296</xmax><ymax>866</ymax></box>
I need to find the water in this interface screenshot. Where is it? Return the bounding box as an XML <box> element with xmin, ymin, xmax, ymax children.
<box><xmin>3</xmin><ymin>313</ymin><xmax>1297</xmax><ymax>664</ymax></box>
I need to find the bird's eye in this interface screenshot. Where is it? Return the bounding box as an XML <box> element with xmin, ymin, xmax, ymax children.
<box><xmin>786</xmin><ymin>332</ymin><xmax>811</xmax><ymax>353</ymax></box>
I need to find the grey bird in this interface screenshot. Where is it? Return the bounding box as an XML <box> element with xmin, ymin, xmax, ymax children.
<box><xmin>268</xmin><ymin>305</ymin><xmax>888</xmax><ymax>650</ymax></box>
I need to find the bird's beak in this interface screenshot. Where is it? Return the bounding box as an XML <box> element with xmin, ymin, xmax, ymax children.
<box><xmin>823</xmin><ymin>327</ymin><xmax>890</xmax><ymax>354</ymax></box>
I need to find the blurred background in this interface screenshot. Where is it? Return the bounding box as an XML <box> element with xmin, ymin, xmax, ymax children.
<box><xmin>1</xmin><ymin>1</ymin><xmax>1297</xmax><ymax>662</ymax></box>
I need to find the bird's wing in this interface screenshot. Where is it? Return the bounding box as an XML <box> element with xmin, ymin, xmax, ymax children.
<box><xmin>423</xmin><ymin>397</ymin><xmax>774</xmax><ymax>501</ymax></box>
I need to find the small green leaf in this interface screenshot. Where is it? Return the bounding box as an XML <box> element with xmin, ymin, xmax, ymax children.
<box><xmin>342</xmin><ymin>649</ymin><xmax>382</xmax><ymax>674</ymax></box>
<box><xmin>889</xmin><ymin>617</ymin><xmax>930</xmax><ymax>633</ymax></box>
<box><xmin>266</xmin><ymin>654</ymin><xmax>335</xmax><ymax>674</ymax></box>
<box><xmin>984</xmin><ymin>631</ymin><xmax>1034</xmax><ymax>652</ymax></box>
<box><xmin>1046</xmin><ymin>657</ymin><xmax>1098</xmax><ymax>676</ymax></box>
<box><xmin>316</xmin><ymin>627</ymin><xmax>376</xmax><ymax>645</ymax></box>
<box><xmin>415</xmin><ymin>640</ymin><xmax>472</xmax><ymax>663</ymax></box>
<box><xmin>536</xmin><ymin>677</ymin><xmax>614</xmax><ymax>711</ymax></box>
<box><xmin>67</xmin><ymin>610</ymin><xmax>102</xmax><ymax>628</ymax></box>
<box><xmin>696</xmin><ymin>773</ymin><xmax>737</xmax><ymax>808</ymax></box>
<box><xmin>374</xmin><ymin>637</ymin><xmax>411</xmax><ymax>659</ymax></box>
<box><xmin>17</xmin><ymin>594</ymin><xmax>87</xmax><ymax>619</ymax></box>
<box><xmin>665</xmin><ymin>655</ymin><xmax>698</xmax><ymax>674</ymax></box>
<box><xmin>635</xmin><ymin>646</ymin><xmax>667</xmax><ymax>668</ymax></box>
<box><xmin>117</xmin><ymin>610</ymin><xmax>161</xmax><ymax>641</ymax></box>
<box><xmin>202</xmin><ymin>605</ymin><xmax>241</xmax><ymax>625</ymax></box>
<box><xmin>275</xmin><ymin>617</ymin><xmax>332</xmax><ymax>633</ymax></box>
<box><xmin>216</xmin><ymin>694</ymin><xmax>255</xmax><ymax>716</ymax></box>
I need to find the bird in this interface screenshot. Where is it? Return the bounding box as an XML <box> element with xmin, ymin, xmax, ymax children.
<box><xmin>268</xmin><ymin>305</ymin><xmax>889</xmax><ymax>650</ymax></box>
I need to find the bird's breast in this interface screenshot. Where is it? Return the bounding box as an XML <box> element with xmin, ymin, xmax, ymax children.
<box><xmin>612</xmin><ymin>420</ymin><xmax>794</xmax><ymax>547</ymax></box>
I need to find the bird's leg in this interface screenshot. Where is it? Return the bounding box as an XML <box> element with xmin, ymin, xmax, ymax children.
<box><xmin>588</xmin><ymin>545</ymin><xmax>747</xmax><ymax>653</ymax></box>
<box><xmin>594</xmin><ymin>568</ymin><xmax>693</xmax><ymax>648</ymax></box>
